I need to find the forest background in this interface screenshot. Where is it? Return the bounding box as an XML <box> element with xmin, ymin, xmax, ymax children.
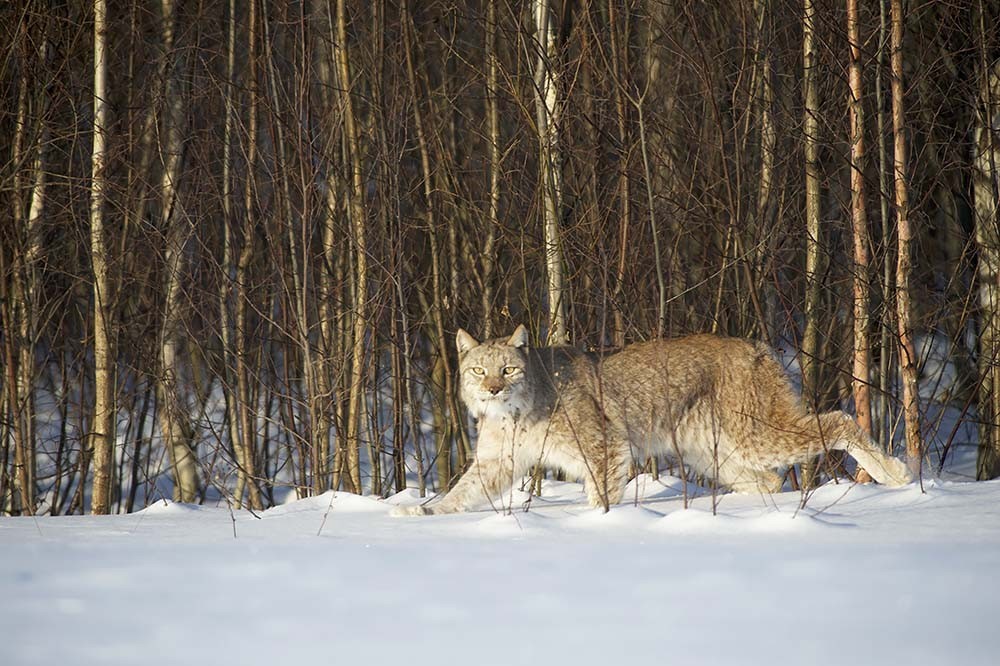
<box><xmin>2</xmin><ymin>0</ymin><xmax>1000</xmax><ymax>516</ymax></box>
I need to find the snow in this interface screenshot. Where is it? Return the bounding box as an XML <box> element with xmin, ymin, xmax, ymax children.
<box><xmin>2</xmin><ymin>476</ymin><xmax>998</xmax><ymax>665</ymax></box>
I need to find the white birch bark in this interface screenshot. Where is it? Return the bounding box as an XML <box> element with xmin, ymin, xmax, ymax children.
<box><xmin>483</xmin><ymin>0</ymin><xmax>500</xmax><ymax>339</ymax></box>
<box><xmin>847</xmin><ymin>0</ymin><xmax>873</xmax><ymax>457</ymax></box>
<box><xmin>89</xmin><ymin>0</ymin><xmax>115</xmax><ymax>514</ymax></box>
<box><xmin>155</xmin><ymin>0</ymin><xmax>200</xmax><ymax>503</ymax></box>
<box><xmin>890</xmin><ymin>0</ymin><xmax>922</xmax><ymax>475</ymax></box>
<box><xmin>533</xmin><ymin>0</ymin><xmax>568</xmax><ymax>345</ymax></box>
<box><xmin>974</xmin><ymin>58</ymin><xmax>1000</xmax><ymax>480</ymax></box>
<box><xmin>801</xmin><ymin>0</ymin><xmax>822</xmax><ymax>407</ymax></box>
<box><xmin>336</xmin><ymin>0</ymin><xmax>367</xmax><ymax>493</ymax></box>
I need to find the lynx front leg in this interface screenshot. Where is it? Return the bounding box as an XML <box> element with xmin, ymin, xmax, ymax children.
<box><xmin>724</xmin><ymin>469</ymin><xmax>784</xmax><ymax>494</ymax></box>
<box><xmin>390</xmin><ymin>457</ymin><xmax>516</xmax><ymax>516</ymax></box>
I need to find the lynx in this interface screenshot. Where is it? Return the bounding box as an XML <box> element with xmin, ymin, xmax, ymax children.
<box><xmin>392</xmin><ymin>325</ymin><xmax>913</xmax><ymax>515</ymax></box>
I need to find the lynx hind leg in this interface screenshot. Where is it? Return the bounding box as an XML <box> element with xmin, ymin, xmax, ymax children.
<box><xmin>819</xmin><ymin>412</ymin><xmax>914</xmax><ymax>487</ymax></box>
<box><xmin>582</xmin><ymin>438</ymin><xmax>632</xmax><ymax>511</ymax></box>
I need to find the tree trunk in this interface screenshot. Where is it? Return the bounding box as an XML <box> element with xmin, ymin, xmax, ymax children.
<box><xmin>336</xmin><ymin>0</ymin><xmax>367</xmax><ymax>494</ymax></box>
<box><xmin>219</xmin><ymin>0</ymin><xmax>238</xmax><ymax>482</ymax></box>
<box><xmin>89</xmin><ymin>0</ymin><xmax>115</xmax><ymax>515</ymax></box>
<box><xmin>534</xmin><ymin>0</ymin><xmax>568</xmax><ymax>345</ymax></box>
<box><xmin>890</xmin><ymin>0</ymin><xmax>922</xmax><ymax>475</ymax></box>
<box><xmin>155</xmin><ymin>0</ymin><xmax>199</xmax><ymax>504</ymax></box>
<box><xmin>236</xmin><ymin>0</ymin><xmax>262</xmax><ymax>510</ymax></box>
<box><xmin>847</xmin><ymin>0</ymin><xmax>874</xmax><ymax>482</ymax></box>
<box><xmin>483</xmin><ymin>0</ymin><xmax>500</xmax><ymax>340</ymax></box>
<box><xmin>974</xmin><ymin>53</ymin><xmax>1000</xmax><ymax>480</ymax></box>
<box><xmin>608</xmin><ymin>0</ymin><xmax>633</xmax><ymax>344</ymax></box>
<box><xmin>7</xmin><ymin>26</ymin><xmax>47</xmax><ymax>514</ymax></box>
<box><xmin>875</xmin><ymin>0</ymin><xmax>895</xmax><ymax>455</ymax></box>
<box><xmin>752</xmin><ymin>0</ymin><xmax>778</xmax><ymax>342</ymax></box>
<box><xmin>800</xmin><ymin>0</ymin><xmax>823</xmax><ymax>488</ymax></box>
<box><xmin>314</xmin><ymin>0</ymin><xmax>344</xmax><ymax>494</ymax></box>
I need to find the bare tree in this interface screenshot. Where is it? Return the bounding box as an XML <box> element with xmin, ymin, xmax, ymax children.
<box><xmin>482</xmin><ymin>0</ymin><xmax>501</xmax><ymax>340</ymax></box>
<box><xmin>847</xmin><ymin>0</ymin><xmax>873</xmax><ymax>481</ymax></box>
<box><xmin>232</xmin><ymin>0</ymin><xmax>263</xmax><ymax>509</ymax></box>
<box><xmin>874</xmin><ymin>0</ymin><xmax>895</xmax><ymax>456</ymax></box>
<box><xmin>155</xmin><ymin>0</ymin><xmax>200</xmax><ymax>503</ymax></box>
<box><xmin>890</xmin><ymin>0</ymin><xmax>922</xmax><ymax>475</ymax></box>
<box><xmin>4</xmin><ymin>16</ymin><xmax>49</xmax><ymax>514</ymax></box>
<box><xmin>218</xmin><ymin>0</ymin><xmax>260</xmax><ymax>509</ymax></box>
<box><xmin>974</xmin><ymin>50</ymin><xmax>1000</xmax><ymax>480</ymax></box>
<box><xmin>336</xmin><ymin>0</ymin><xmax>368</xmax><ymax>494</ymax></box>
<box><xmin>534</xmin><ymin>0</ymin><xmax>568</xmax><ymax>345</ymax></box>
<box><xmin>800</xmin><ymin>0</ymin><xmax>823</xmax><ymax>488</ymax></box>
<box><xmin>89</xmin><ymin>0</ymin><xmax>115</xmax><ymax>515</ymax></box>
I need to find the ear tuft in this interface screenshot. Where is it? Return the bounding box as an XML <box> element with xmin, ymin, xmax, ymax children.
<box><xmin>456</xmin><ymin>329</ymin><xmax>479</xmax><ymax>354</ymax></box>
<box><xmin>507</xmin><ymin>324</ymin><xmax>529</xmax><ymax>349</ymax></box>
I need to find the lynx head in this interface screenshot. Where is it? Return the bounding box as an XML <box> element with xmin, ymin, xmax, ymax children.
<box><xmin>457</xmin><ymin>324</ymin><xmax>533</xmax><ymax>420</ymax></box>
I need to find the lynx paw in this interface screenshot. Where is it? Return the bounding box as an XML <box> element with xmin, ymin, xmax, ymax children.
<box><xmin>883</xmin><ymin>458</ymin><xmax>916</xmax><ymax>487</ymax></box>
<box><xmin>389</xmin><ymin>504</ymin><xmax>432</xmax><ymax>517</ymax></box>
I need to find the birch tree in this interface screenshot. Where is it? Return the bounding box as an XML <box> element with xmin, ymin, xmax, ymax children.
<box><xmin>800</xmin><ymin>0</ymin><xmax>823</xmax><ymax>487</ymax></box>
<box><xmin>533</xmin><ymin>0</ymin><xmax>568</xmax><ymax>345</ymax></box>
<box><xmin>751</xmin><ymin>0</ymin><xmax>777</xmax><ymax>342</ymax></box>
<box><xmin>236</xmin><ymin>0</ymin><xmax>262</xmax><ymax>509</ymax></box>
<box><xmin>314</xmin><ymin>0</ymin><xmax>343</xmax><ymax>495</ymax></box>
<box><xmin>5</xmin><ymin>19</ymin><xmax>48</xmax><ymax>514</ymax></box>
<box><xmin>482</xmin><ymin>0</ymin><xmax>500</xmax><ymax>340</ymax></box>
<box><xmin>801</xmin><ymin>0</ymin><xmax>821</xmax><ymax>393</ymax></box>
<box><xmin>155</xmin><ymin>0</ymin><xmax>200</xmax><ymax>503</ymax></box>
<box><xmin>219</xmin><ymin>0</ymin><xmax>260</xmax><ymax>508</ymax></box>
<box><xmin>974</xmin><ymin>55</ymin><xmax>1000</xmax><ymax>480</ymax></box>
<box><xmin>336</xmin><ymin>0</ymin><xmax>368</xmax><ymax>494</ymax></box>
<box><xmin>890</xmin><ymin>0</ymin><xmax>921</xmax><ymax>474</ymax></box>
<box><xmin>89</xmin><ymin>0</ymin><xmax>115</xmax><ymax>514</ymax></box>
<box><xmin>847</xmin><ymin>0</ymin><xmax>873</xmax><ymax>480</ymax></box>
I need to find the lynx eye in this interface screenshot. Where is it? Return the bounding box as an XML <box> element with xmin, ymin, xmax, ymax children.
<box><xmin>502</xmin><ymin>366</ymin><xmax>520</xmax><ymax>376</ymax></box>
<box><xmin>470</xmin><ymin>367</ymin><xmax>486</xmax><ymax>376</ymax></box>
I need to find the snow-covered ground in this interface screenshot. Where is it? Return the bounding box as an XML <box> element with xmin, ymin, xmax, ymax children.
<box><xmin>2</xmin><ymin>474</ymin><xmax>998</xmax><ymax>666</ymax></box>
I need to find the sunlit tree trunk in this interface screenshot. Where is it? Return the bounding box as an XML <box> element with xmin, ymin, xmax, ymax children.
<box><xmin>314</xmin><ymin>1</ymin><xmax>344</xmax><ymax>494</ymax></box>
<box><xmin>155</xmin><ymin>0</ymin><xmax>200</xmax><ymax>503</ymax></box>
<box><xmin>336</xmin><ymin>0</ymin><xmax>367</xmax><ymax>494</ymax></box>
<box><xmin>315</xmin><ymin>175</ymin><xmax>338</xmax><ymax>495</ymax></box>
<box><xmin>235</xmin><ymin>0</ymin><xmax>262</xmax><ymax>509</ymax></box>
<box><xmin>875</xmin><ymin>0</ymin><xmax>895</xmax><ymax>455</ymax></box>
<box><xmin>219</xmin><ymin>0</ymin><xmax>246</xmax><ymax>508</ymax></box>
<box><xmin>608</xmin><ymin>0</ymin><xmax>632</xmax><ymax>345</ymax></box>
<box><xmin>751</xmin><ymin>0</ymin><xmax>778</xmax><ymax>341</ymax></box>
<box><xmin>847</xmin><ymin>0</ymin><xmax>873</xmax><ymax>482</ymax></box>
<box><xmin>89</xmin><ymin>0</ymin><xmax>115</xmax><ymax>514</ymax></box>
<box><xmin>800</xmin><ymin>0</ymin><xmax>823</xmax><ymax>488</ymax></box>
<box><xmin>483</xmin><ymin>0</ymin><xmax>500</xmax><ymax>340</ymax></box>
<box><xmin>974</xmin><ymin>53</ymin><xmax>1000</xmax><ymax>480</ymax></box>
<box><xmin>890</xmin><ymin>0</ymin><xmax>922</xmax><ymax>475</ymax></box>
<box><xmin>534</xmin><ymin>0</ymin><xmax>568</xmax><ymax>345</ymax></box>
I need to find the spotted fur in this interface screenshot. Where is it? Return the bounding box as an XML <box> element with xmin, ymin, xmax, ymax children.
<box><xmin>392</xmin><ymin>326</ymin><xmax>912</xmax><ymax>515</ymax></box>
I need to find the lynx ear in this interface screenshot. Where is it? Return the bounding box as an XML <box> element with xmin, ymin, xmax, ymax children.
<box><xmin>456</xmin><ymin>328</ymin><xmax>480</xmax><ymax>354</ymax></box>
<box><xmin>507</xmin><ymin>324</ymin><xmax>529</xmax><ymax>348</ymax></box>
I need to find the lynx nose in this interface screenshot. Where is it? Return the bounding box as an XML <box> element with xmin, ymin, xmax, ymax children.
<box><xmin>484</xmin><ymin>379</ymin><xmax>504</xmax><ymax>395</ymax></box>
